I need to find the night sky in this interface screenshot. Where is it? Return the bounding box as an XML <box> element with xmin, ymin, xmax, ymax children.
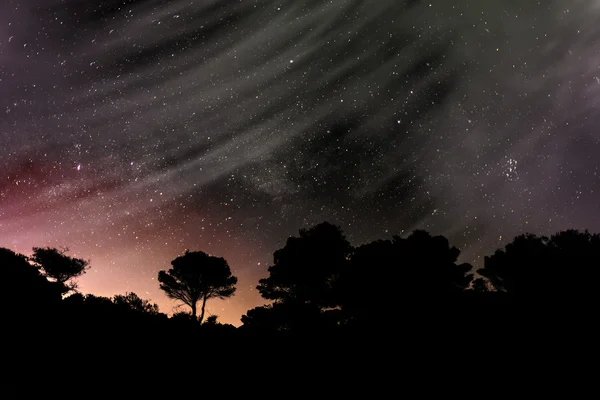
<box><xmin>2</xmin><ymin>0</ymin><xmax>600</xmax><ymax>325</ymax></box>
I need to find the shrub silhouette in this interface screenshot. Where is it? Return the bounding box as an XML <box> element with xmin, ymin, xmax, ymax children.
<box><xmin>113</xmin><ymin>292</ymin><xmax>160</xmax><ymax>314</ymax></box>
<box><xmin>241</xmin><ymin>301</ymin><xmax>323</xmax><ymax>332</ymax></box>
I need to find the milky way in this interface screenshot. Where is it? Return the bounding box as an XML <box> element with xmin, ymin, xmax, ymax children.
<box><xmin>2</xmin><ymin>0</ymin><xmax>600</xmax><ymax>325</ymax></box>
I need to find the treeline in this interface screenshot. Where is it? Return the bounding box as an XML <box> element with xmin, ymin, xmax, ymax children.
<box><xmin>5</xmin><ymin>221</ymin><xmax>599</xmax><ymax>388</ymax></box>
<box><xmin>4</xmin><ymin>221</ymin><xmax>600</xmax><ymax>335</ymax></box>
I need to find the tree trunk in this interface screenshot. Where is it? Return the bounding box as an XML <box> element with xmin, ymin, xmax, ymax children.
<box><xmin>199</xmin><ymin>295</ymin><xmax>208</xmax><ymax>323</ymax></box>
<box><xmin>191</xmin><ymin>302</ymin><xmax>197</xmax><ymax>320</ymax></box>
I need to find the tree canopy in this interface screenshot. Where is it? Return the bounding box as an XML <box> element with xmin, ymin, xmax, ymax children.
<box><xmin>0</xmin><ymin>247</ymin><xmax>62</xmax><ymax>310</ymax></box>
<box><xmin>158</xmin><ymin>250</ymin><xmax>237</xmax><ymax>322</ymax></box>
<box><xmin>257</xmin><ymin>222</ymin><xmax>352</xmax><ymax>309</ymax></box>
<box><xmin>478</xmin><ymin>229</ymin><xmax>600</xmax><ymax>304</ymax></box>
<box><xmin>30</xmin><ymin>247</ymin><xmax>89</xmax><ymax>293</ymax></box>
<box><xmin>337</xmin><ymin>230</ymin><xmax>473</xmax><ymax>323</ymax></box>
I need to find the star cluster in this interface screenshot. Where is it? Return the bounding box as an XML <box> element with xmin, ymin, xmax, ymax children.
<box><xmin>2</xmin><ymin>0</ymin><xmax>600</xmax><ymax>325</ymax></box>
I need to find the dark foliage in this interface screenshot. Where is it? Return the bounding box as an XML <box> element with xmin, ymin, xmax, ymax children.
<box><xmin>113</xmin><ymin>292</ymin><xmax>160</xmax><ymax>314</ymax></box>
<box><xmin>158</xmin><ymin>250</ymin><xmax>237</xmax><ymax>322</ymax></box>
<box><xmin>5</xmin><ymin>223</ymin><xmax>600</xmax><ymax>391</ymax></box>
<box><xmin>249</xmin><ymin>223</ymin><xmax>473</xmax><ymax>330</ymax></box>
<box><xmin>241</xmin><ymin>301</ymin><xmax>326</xmax><ymax>333</ymax></box>
<box><xmin>470</xmin><ymin>277</ymin><xmax>489</xmax><ymax>293</ymax></box>
<box><xmin>30</xmin><ymin>247</ymin><xmax>89</xmax><ymax>293</ymax></box>
<box><xmin>478</xmin><ymin>229</ymin><xmax>600</xmax><ymax>308</ymax></box>
<box><xmin>0</xmin><ymin>247</ymin><xmax>62</xmax><ymax>314</ymax></box>
<box><xmin>338</xmin><ymin>230</ymin><xmax>473</xmax><ymax>324</ymax></box>
<box><xmin>257</xmin><ymin>222</ymin><xmax>351</xmax><ymax>308</ymax></box>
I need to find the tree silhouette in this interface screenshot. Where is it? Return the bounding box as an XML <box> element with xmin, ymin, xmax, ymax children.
<box><xmin>337</xmin><ymin>230</ymin><xmax>473</xmax><ymax>323</ymax></box>
<box><xmin>113</xmin><ymin>292</ymin><xmax>159</xmax><ymax>314</ymax></box>
<box><xmin>158</xmin><ymin>250</ymin><xmax>237</xmax><ymax>322</ymax></box>
<box><xmin>30</xmin><ymin>247</ymin><xmax>89</xmax><ymax>293</ymax></box>
<box><xmin>0</xmin><ymin>247</ymin><xmax>62</xmax><ymax>311</ymax></box>
<box><xmin>397</xmin><ymin>230</ymin><xmax>473</xmax><ymax>294</ymax></box>
<box><xmin>478</xmin><ymin>233</ymin><xmax>548</xmax><ymax>295</ymax></box>
<box><xmin>478</xmin><ymin>230</ymin><xmax>600</xmax><ymax>304</ymax></box>
<box><xmin>257</xmin><ymin>222</ymin><xmax>352</xmax><ymax>309</ymax></box>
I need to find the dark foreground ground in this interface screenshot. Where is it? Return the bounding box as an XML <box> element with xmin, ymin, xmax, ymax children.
<box><xmin>4</xmin><ymin>304</ymin><xmax>598</xmax><ymax>397</ymax></box>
